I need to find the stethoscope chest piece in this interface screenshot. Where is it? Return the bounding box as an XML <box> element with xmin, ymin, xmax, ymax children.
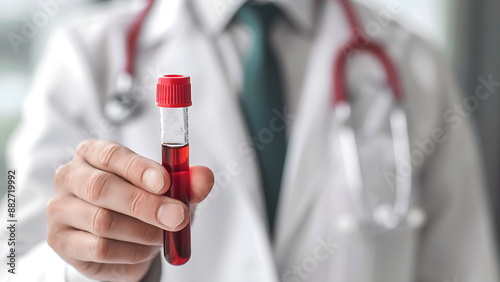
<box><xmin>336</xmin><ymin>207</ymin><xmax>427</xmax><ymax>235</ymax></box>
<box><xmin>104</xmin><ymin>73</ymin><xmax>141</xmax><ymax>125</ymax></box>
<box><xmin>103</xmin><ymin>0</ymin><xmax>155</xmax><ymax>124</ymax></box>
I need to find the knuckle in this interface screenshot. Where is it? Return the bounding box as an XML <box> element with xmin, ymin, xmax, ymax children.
<box><xmin>92</xmin><ymin>208</ymin><xmax>115</xmax><ymax>237</ymax></box>
<box><xmin>78</xmin><ymin>262</ymin><xmax>103</xmax><ymax>279</ymax></box>
<box><xmin>130</xmin><ymin>245</ymin><xmax>151</xmax><ymax>264</ymax></box>
<box><xmin>92</xmin><ymin>237</ymin><xmax>111</xmax><ymax>262</ymax></box>
<box><xmin>129</xmin><ymin>191</ymin><xmax>150</xmax><ymax>218</ymax></box>
<box><xmin>46</xmin><ymin>197</ymin><xmax>62</xmax><ymax>219</ymax></box>
<box><xmin>87</xmin><ymin>172</ymin><xmax>110</xmax><ymax>203</ymax></box>
<box><xmin>140</xmin><ymin>224</ymin><xmax>160</xmax><ymax>245</ymax></box>
<box><xmin>76</xmin><ymin>140</ymin><xmax>93</xmax><ymax>157</ymax></box>
<box><xmin>117</xmin><ymin>264</ymin><xmax>147</xmax><ymax>282</ymax></box>
<box><xmin>47</xmin><ymin>228</ymin><xmax>65</xmax><ymax>253</ymax></box>
<box><xmin>99</xmin><ymin>143</ymin><xmax>122</xmax><ymax>169</ymax></box>
<box><xmin>113</xmin><ymin>265</ymin><xmax>140</xmax><ymax>282</ymax></box>
<box><xmin>54</xmin><ymin>163</ymin><xmax>71</xmax><ymax>189</ymax></box>
<box><xmin>46</xmin><ymin>229</ymin><xmax>58</xmax><ymax>249</ymax></box>
<box><xmin>124</xmin><ymin>154</ymin><xmax>141</xmax><ymax>180</ymax></box>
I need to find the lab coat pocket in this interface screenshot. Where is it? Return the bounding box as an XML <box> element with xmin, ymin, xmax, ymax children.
<box><xmin>324</xmin><ymin>128</ymin><xmax>426</xmax><ymax>281</ymax></box>
<box><xmin>331</xmin><ymin>202</ymin><xmax>426</xmax><ymax>282</ymax></box>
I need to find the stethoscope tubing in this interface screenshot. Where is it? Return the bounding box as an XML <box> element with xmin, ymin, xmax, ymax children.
<box><xmin>125</xmin><ymin>0</ymin><xmax>155</xmax><ymax>75</ymax></box>
<box><xmin>333</xmin><ymin>0</ymin><xmax>413</xmax><ymax>230</ymax></box>
<box><xmin>333</xmin><ymin>0</ymin><xmax>402</xmax><ymax>104</ymax></box>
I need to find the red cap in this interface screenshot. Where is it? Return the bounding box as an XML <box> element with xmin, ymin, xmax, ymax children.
<box><xmin>156</xmin><ymin>75</ymin><xmax>192</xmax><ymax>108</ymax></box>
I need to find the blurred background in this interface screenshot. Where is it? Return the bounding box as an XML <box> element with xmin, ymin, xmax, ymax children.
<box><xmin>0</xmin><ymin>0</ymin><xmax>499</xmax><ymax>244</ymax></box>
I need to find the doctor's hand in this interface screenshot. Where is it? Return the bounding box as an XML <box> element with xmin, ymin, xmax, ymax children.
<box><xmin>47</xmin><ymin>140</ymin><xmax>214</xmax><ymax>281</ymax></box>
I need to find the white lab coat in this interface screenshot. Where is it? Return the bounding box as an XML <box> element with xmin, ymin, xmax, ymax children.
<box><xmin>1</xmin><ymin>0</ymin><xmax>498</xmax><ymax>281</ymax></box>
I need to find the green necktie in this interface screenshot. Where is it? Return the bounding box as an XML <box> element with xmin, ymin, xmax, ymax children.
<box><xmin>236</xmin><ymin>2</ymin><xmax>287</xmax><ymax>233</ymax></box>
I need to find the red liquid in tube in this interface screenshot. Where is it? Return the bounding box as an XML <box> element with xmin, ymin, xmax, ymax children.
<box><xmin>162</xmin><ymin>144</ymin><xmax>191</xmax><ymax>265</ymax></box>
<box><xmin>156</xmin><ymin>74</ymin><xmax>192</xmax><ymax>265</ymax></box>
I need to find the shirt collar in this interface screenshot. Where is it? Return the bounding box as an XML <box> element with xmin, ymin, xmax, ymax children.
<box><xmin>140</xmin><ymin>0</ymin><xmax>316</xmax><ymax>46</ymax></box>
<box><xmin>192</xmin><ymin>0</ymin><xmax>316</xmax><ymax>35</ymax></box>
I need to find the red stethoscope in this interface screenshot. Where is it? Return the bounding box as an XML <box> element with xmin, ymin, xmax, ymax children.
<box><xmin>103</xmin><ymin>0</ymin><xmax>155</xmax><ymax>124</ymax></box>
<box><xmin>104</xmin><ymin>0</ymin><xmax>402</xmax><ymax>121</ymax></box>
<box><xmin>332</xmin><ymin>1</ymin><xmax>416</xmax><ymax>232</ymax></box>
<box><xmin>104</xmin><ymin>0</ymin><xmax>418</xmax><ymax>231</ymax></box>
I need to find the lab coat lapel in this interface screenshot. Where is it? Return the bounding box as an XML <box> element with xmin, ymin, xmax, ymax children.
<box><xmin>189</xmin><ymin>35</ymin><xmax>280</xmax><ymax>281</ymax></box>
<box><xmin>274</xmin><ymin>0</ymin><xmax>350</xmax><ymax>276</ymax></box>
<box><xmin>189</xmin><ymin>42</ymin><xmax>267</xmax><ymax>222</ymax></box>
<box><xmin>191</xmin><ymin>46</ymin><xmax>278</xmax><ymax>279</ymax></box>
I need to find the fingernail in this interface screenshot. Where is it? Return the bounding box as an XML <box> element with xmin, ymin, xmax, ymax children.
<box><xmin>158</xmin><ymin>202</ymin><xmax>185</xmax><ymax>229</ymax></box>
<box><xmin>142</xmin><ymin>167</ymin><xmax>164</xmax><ymax>192</ymax></box>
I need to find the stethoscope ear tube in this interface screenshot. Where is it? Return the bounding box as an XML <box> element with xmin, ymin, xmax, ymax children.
<box><xmin>335</xmin><ymin>104</ymin><xmax>414</xmax><ymax>232</ymax></box>
<box><xmin>333</xmin><ymin>0</ymin><xmax>412</xmax><ymax>232</ymax></box>
<box><xmin>333</xmin><ymin>0</ymin><xmax>402</xmax><ymax>105</ymax></box>
<box><xmin>335</xmin><ymin>102</ymin><xmax>368</xmax><ymax>217</ymax></box>
<box><xmin>332</xmin><ymin>40</ymin><xmax>402</xmax><ymax>104</ymax></box>
<box><xmin>124</xmin><ymin>0</ymin><xmax>155</xmax><ymax>75</ymax></box>
<box><xmin>390</xmin><ymin>106</ymin><xmax>412</xmax><ymax>217</ymax></box>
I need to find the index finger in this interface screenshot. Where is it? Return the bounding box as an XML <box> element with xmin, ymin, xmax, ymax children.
<box><xmin>76</xmin><ymin>140</ymin><xmax>170</xmax><ymax>194</ymax></box>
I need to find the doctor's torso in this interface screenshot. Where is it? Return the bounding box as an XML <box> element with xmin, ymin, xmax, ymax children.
<box><xmin>83</xmin><ymin>1</ymin><xmax>428</xmax><ymax>280</ymax></box>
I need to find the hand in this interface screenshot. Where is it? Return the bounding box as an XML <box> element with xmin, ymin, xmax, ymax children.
<box><xmin>47</xmin><ymin>140</ymin><xmax>214</xmax><ymax>281</ymax></box>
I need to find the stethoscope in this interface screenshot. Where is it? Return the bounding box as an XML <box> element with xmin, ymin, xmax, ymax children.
<box><xmin>103</xmin><ymin>0</ymin><xmax>155</xmax><ymax>124</ymax></box>
<box><xmin>104</xmin><ymin>0</ymin><xmax>424</xmax><ymax>231</ymax></box>
<box><xmin>334</xmin><ymin>0</ymin><xmax>424</xmax><ymax>233</ymax></box>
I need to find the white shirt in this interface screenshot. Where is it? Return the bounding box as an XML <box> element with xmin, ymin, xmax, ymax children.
<box><xmin>187</xmin><ymin>0</ymin><xmax>317</xmax><ymax>123</ymax></box>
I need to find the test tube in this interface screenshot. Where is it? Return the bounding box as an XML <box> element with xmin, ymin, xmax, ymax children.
<box><xmin>156</xmin><ymin>75</ymin><xmax>192</xmax><ymax>265</ymax></box>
